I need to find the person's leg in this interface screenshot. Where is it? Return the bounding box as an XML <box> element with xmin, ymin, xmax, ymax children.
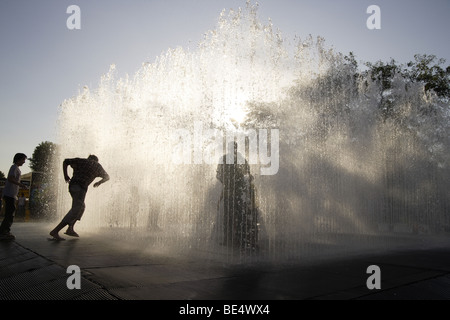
<box><xmin>65</xmin><ymin>221</ymin><xmax>80</xmax><ymax>237</ymax></box>
<box><xmin>50</xmin><ymin>185</ymin><xmax>85</xmax><ymax>239</ymax></box>
<box><xmin>49</xmin><ymin>220</ymin><xmax>68</xmax><ymax>240</ymax></box>
<box><xmin>65</xmin><ymin>188</ymin><xmax>86</xmax><ymax>236</ymax></box>
<box><xmin>0</xmin><ymin>197</ymin><xmax>16</xmax><ymax>238</ymax></box>
<box><xmin>65</xmin><ymin>186</ymin><xmax>86</xmax><ymax>236</ymax></box>
<box><xmin>223</xmin><ymin>198</ymin><xmax>229</xmax><ymax>245</ymax></box>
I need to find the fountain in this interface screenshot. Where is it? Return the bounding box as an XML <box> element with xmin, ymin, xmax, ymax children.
<box><xmin>56</xmin><ymin>1</ymin><xmax>449</xmax><ymax>263</ymax></box>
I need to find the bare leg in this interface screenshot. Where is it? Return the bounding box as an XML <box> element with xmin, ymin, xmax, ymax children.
<box><xmin>49</xmin><ymin>221</ymin><xmax>67</xmax><ymax>240</ymax></box>
<box><xmin>56</xmin><ymin>185</ymin><xmax>85</xmax><ymax>239</ymax></box>
<box><xmin>65</xmin><ymin>222</ymin><xmax>80</xmax><ymax>237</ymax></box>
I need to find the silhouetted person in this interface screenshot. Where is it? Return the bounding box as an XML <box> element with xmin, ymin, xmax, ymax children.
<box><xmin>216</xmin><ymin>142</ymin><xmax>258</xmax><ymax>252</ymax></box>
<box><xmin>147</xmin><ymin>198</ymin><xmax>161</xmax><ymax>231</ymax></box>
<box><xmin>18</xmin><ymin>193</ymin><xmax>26</xmax><ymax>220</ymax></box>
<box><xmin>129</xmin><ymin>186</ymin><xmax>139</xmax><ymax>229</ymax></box>
<box><xmin>0</xmin><ymin>153</ymin><xmax>28</xmax><ymax>240</ymax></box>
<box><xmin>50</xmin><ymin>155</ymin><xmax>109</xmax><ymax>240</ymax></box>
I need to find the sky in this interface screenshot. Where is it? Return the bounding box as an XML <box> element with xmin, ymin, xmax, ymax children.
<box><xmin>1</xmin><ymin>0</ymin><xmax>449</xmax><ymax>175</ymax></box>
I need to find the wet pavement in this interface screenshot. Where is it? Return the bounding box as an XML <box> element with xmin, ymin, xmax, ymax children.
<box><xmin>2</xmin><ymin>221</ymin><xmax>450</xmax><ymax>311</ymax></box>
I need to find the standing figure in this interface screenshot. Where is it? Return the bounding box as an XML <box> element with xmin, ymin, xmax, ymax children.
<box><xmin>0</xmin><ymin>153</ymin><xmax>28</xmax><ymax>240</ymax></box>
<box><xmin>129</xmin><ymin>186</ymin><xmax>139</xmax><ymax>229</ymax></box>
<box><xmin>49</xmin><ymin>155</ymin><xmax>109</xmax><ymax>240</ymax></box>
<box><xmin>17</xmin><ymin>193</ymin><xmax>27</xmax><ymax>220</ymax></box>
<box><xmin>216</xmin><ymin>142</ymin><xmax>258</xmax><ymax>252</ymax></box>
<box><xmin>147</xmin><ymin>198</ymin><xmax>161</xmax><ymax>231</ymax></box>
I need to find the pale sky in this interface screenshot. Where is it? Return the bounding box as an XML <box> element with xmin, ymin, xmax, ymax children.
<box><xmin>1</xmin><ymin>0</ymin><xmax>449</xmax><ymax>174</ymax></box>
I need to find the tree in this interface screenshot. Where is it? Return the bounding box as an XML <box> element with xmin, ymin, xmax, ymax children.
<box><xmin>0</xmin><ymin>171</ymin><xmax>5</xmax><ymax>179</ymax></box>
<box><xmin>28</xmin><ymin>141</ymin><xmax>59</xmax><ymax>219</ymax></box>
<box><xmin>364</xmin><ymin>59</ymin><xmax>401</xmax><ymax>120</ymax></box>
<box><xmin>29</xmin><ymin>141</ymin><xmax>57</xmax><ymax>173</ymax></box>
<box><xmin>405</xmin><ymin>54</ymin><xmax>450</xmax><ymax>98</ymax></box>
<box><xmin>363</xmin><ymin>54</ymin><xmax>450</xmax><ymax>121</ymax></box>
<box><xmin>365</xmin><ymin>59</ymin><xmax>400</xmax><ymax>91</ymax></box>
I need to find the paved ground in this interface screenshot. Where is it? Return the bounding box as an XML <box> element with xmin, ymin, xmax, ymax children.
<box><xmin>2</xmin><ymin>221</ymin><xmax>450</xmax><ymax>312</ymax></box>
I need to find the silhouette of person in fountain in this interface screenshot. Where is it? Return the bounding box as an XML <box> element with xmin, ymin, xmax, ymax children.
<box><xmin>147</xmin><ymin>198</ymin><xmax>161</xmax><ymax>231</ymax></box>
<box><xmin>216</xmin><ymin>141</ymin><xmax>258</xmax><ymax>252</ymax></box>
<box><xmin>50</xmin><ymin>155</ymin><xmax>110</xmax><ymax>240</ymax></box>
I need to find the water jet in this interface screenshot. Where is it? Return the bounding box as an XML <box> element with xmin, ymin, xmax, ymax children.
<box><xmin>56</xmin><ymin>2</ymin><xmax>449</xmax><ymax>264</ymax></box>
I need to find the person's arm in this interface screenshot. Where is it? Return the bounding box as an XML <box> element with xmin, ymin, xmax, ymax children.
<box><xmin>7</xmin><ymin>173</ymin><xmax>28</xmax><ymax>189</ymax></box>
<box><xmin>63</xmin><ymin>159</ymin><xmax>71</xmax><ymax>183</ymax></box>
<box><xmin>93</xmin><ymin>171</ymin><xmax>110</xmax><ymax>188</ymax></box>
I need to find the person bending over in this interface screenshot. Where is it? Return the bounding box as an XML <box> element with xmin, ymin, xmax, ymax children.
<box><xmin>50</xmin><ymin>155</ymin><xmax>109</xmax><ymax>240</ymax></box>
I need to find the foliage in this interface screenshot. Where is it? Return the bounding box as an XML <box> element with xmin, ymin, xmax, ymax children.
<box><xmin>405</xmin><ymin>54</ymin><xmax>450</xmax><ymax>98</ymax></box>
<box><xmin>28</xmin><ymin>141</ymin><xmax>59</xmax><ymax>219</ymax></box>
<box><xmin>29</xmin><ymin>141</ymin><xmax>57</xmax><ymax>173</ymax></box>
<box><xmin>363</xmin><ymin>54</ymin><xmax>450</xmax><ymax>120</ymax></box>
<box><xmin>243</xmin><ymin>48</ymin><xmax>449</xmax><ymax>230</ymax></box>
